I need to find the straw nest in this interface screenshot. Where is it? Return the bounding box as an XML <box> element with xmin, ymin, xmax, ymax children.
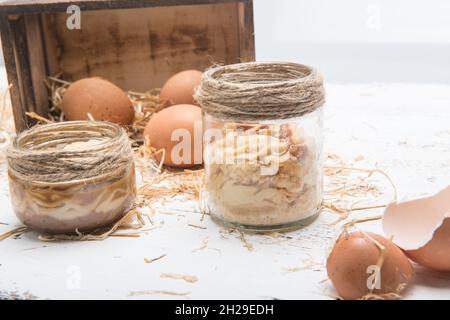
<box><xmin>35</xmin><ymin>75</ymin><xmax>166</xmax><ymax>146</ymax></box>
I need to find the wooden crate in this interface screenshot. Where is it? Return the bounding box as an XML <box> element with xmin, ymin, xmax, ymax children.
<box><xmin>0</xmin><ymin>0</ymin><xmax>255</xmax><ymax>132</ymax></box>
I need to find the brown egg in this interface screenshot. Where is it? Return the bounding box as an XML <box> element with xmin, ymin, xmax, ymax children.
<box><xmin>327</xmin><ymin>231</ymin><xmax>414</xmax><ymax>300</ymax></box>
<box><xmin>144</xmin><ymin>104</ymin><xmax>202</xmax><ymax>167</ymax></box>
<box><xmin>61</xmin><ymin>77</ymin><xmax>134</xmax><ymax>125</ymax></box>
<box><xmin>160</xmin><ymin>70</ymin><xmax>202</xmax><ymax>106</ymax></box>
<box><xmin>405</xmin><ymin>218</ymin><xmax>450</xmax><ymax>271</ymax></box>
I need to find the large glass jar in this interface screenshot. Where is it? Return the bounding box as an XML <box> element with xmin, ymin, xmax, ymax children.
<box><xmin>196</xmin><ymin>62</ymin><xmax>325</xmax><ymax>231</ymax></box>
<box><xmin>7</xmin><ymin>121</ymin><xmax>136</xmax><ymax>234</ymax></box>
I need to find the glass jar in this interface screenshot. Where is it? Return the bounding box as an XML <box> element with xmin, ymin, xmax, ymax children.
<box><xmin>197</xmin><ymin>62</ymin><xmax>325</xmax><ymax>231</ymax></box>
<box><xmin>7</xmin><ymin>121</ymin><xmax>136</xmax><ymax>234</ymax></box>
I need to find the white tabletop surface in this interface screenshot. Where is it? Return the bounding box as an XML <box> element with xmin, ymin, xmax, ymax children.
<box><xmin>0</xmin><ymin>79</ymin><xmax>449</xmax><ymax>300</ymax></box>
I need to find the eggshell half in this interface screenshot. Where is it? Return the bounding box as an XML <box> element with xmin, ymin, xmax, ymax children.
<box><xmin>61</xmin><ymin>77</ymin><xmax>134</xmax><ymax>125</ymax></box>
<box><xmin>382</xmin><ymin>186</ymin><xmax>450</xmax><ymax>250</ymax></box>
<box><xmin>405</xmin><ymin>218</ymin><xmax>450</xmax><ymax>271</ymax></box>
<box><xmin>327</xmin><ymin>231</ymin><xmax>414</xmax><ymax>300</ymax></box>
<box><xmin>382</xmin><ymin>186</ymin><xmax>450</xmax><ymax>271</ymax></box>
<box><xmin>160</xmin><ymin>70</ymin><xmax>202</xmax><ymax>106</ymax></box>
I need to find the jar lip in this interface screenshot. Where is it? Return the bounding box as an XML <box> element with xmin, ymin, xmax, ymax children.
<box><xmin>203</xmin><ymin>61</ymin><xmax>315</xmax><ymax>87</ymax></box>
<box><xmin>13</xmin><ymin>120</ymin><xmax>123</xmax><ymax>151</ymax></box>
<box><xmin>7</xmin><ymin>120</ymin><xmax>133</xmax><ymax>184</ymax></box>
<box><xmin>196</xmin><ymin>61</ymin><xmax>325</xmax><ymax>121</ymax></box>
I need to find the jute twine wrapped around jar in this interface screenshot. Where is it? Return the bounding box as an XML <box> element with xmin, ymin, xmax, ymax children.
<box><xmin>195</xmin><ymin>62</ymin><xmax>325</xmax><ymax>121</ymax></box>
<box><xmin>7</xmin><ymin>121</ymin><xmax>133</xmax><ymax>183</ymax></box>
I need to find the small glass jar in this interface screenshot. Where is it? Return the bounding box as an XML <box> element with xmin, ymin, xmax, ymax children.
<box><xmin>197</xmin><ymin>62</ymin><xmax>325</xmax><ymax>231</ymax></box>
<box><xmin>7</xmin><ymin>121</ymin><xmax>136</xmax><ymax>234</ymax></box>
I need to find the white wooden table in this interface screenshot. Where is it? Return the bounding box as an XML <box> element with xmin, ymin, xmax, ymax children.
<box><xmin>1</xmin><ymin>76</ymin><xmax>449</xmax><ymax>300</ymax></box>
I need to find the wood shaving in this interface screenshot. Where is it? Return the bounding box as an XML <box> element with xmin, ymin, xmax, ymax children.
<box><xmin>0</xmin><ymin>85</ymin><xmax>12</xmax><ymax>127</ymax></box>
<box><xmin>188</xmin><ymin>224</ymin><xmax>207</xmax><ymax>230</ymax></box>
<box><xmin>25</xmin><ymin>112</ymin><xmax>52</xmax><ymax>124</ymax></box>
<box><xmin>283</xmin><ymin>255</ymin><xmax>319</xmax><ymax>273</ymax></box>
<box><xmin>44</xmin><ymin>75</ymin><xmax>70</xmax><ymax>114</ymax></box>
<box><xmin>0</xmin><ymin>85</ymin><xmax>13</xmax><ymax>161</ymax></box>
<box><xmin>323</xmin><ymin>153</ymin><xmax>397</xmax><ymax>224</ymax></box>
<box><xmin>86</xmin><ymin>112</ymin><xmax>95</xmax><ymax>121</ymax></box>
<box><xmin>108</xmin><ymin>233</ymin><xmax>140</xmax><ymax>238</ymax></box>
<box><xmin>260</xmin><ymin>231</ymin><xmax>282</xmax><ymax>238</ymax></box>
<box><xmin>0</xmin><ymin>226</ymin><xmax>29</xmax><ymax>241</ymax></box>
<box><xmin>343</xmin><ymin>215</ymin><xmax>383</xmax><ymax>231</ymax></box>
<box><xmin>22</xmin><ymin>246</ymin><xmax>47</xmax><ymax>251</ymax></box>
<box><xmin>0</xmin><ymin>290</ymin><xmax>38</xmax><ymax>300</ymax></box>
<box><xmin>144</xmin><ymin>254</ymin><xmax>166</xmax><ymax>264</ymax></box>
<box><xmin>360</xmin><ymin>283</ymin><xmax>405</xmax><ymax>300</ymax></box>
<box><xmin>192</xmin><ymin>237</ymin><xmax>209</xmax><ymax>253</ymax></box>
<box><xmin>135</xmin><ymin>162</ymin><xmax>204</xmax><ymax>208</ymax></box>
<box><xmin>237</xmin><ymin>230</ymin><xmax>254</xmax><ymax>251</ymax></box>
<box><xmin>359</xmin><ymin>292</ymin><xmax>402</xmax><ymax>300</ymax></box>
<box><xmin>128</xmin><ymin>290</ymin><xmax>190</xmax><ymax>297</ymax></box>
<box><xmin>219</xmin><ymin>228</ymin><xmax>235</xmax><ymax>239</ymax></box>
<box><xmin>160</xmin><ymin>273</ymin><xmax>198</xmax><ymax>283</ymax></box>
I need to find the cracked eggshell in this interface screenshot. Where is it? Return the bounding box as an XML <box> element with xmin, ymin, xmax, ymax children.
<box><xmin>382</xmin><ymin>186</ymin><xmax>450</xmax><ymax>271</ymax></box>
<box><xmin>326</xmin><ymin>231</ymin><xmax>413</xmax><ymax>300</ymax></box>
<box><xmin>406</xmin><ymin>219</ymin><xmax>450</xmax><ymax>271</ymax></box>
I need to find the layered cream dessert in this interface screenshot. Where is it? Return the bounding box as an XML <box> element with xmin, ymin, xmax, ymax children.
<box><xmin>204</xmin><ymin>123</ymin><xmax>322</xmax><ymax>229</ymax></box>
<box><xmin>7</xmin><ymin>123</ymin><xmax>136</xmax><ymax>234</ymax></box>
<box><xmin>8</xmin><ymin>164</ymin><xmax>136</xmax><ymax>234</ymax></box>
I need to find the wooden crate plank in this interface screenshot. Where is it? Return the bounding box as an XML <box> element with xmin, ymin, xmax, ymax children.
<box><xmin>40</xmin><ymin>12</ymin><xmax>62</xmax><ymax>78</ymax></box>
<box><xmin>25</xmin><ymin>14</ymin><xmax>50</xmax><ymax>118</ymax></box>
<box><xmin>41</xmin><ymin>3</ymin><xmax>243</xmax><ymax>91</ymax></box>
<box><xmin>237</xmin><ymin>0</ymin><xmax>255</xmax><ymax>62</ymax></box>
<box><xmin>0</xmin><ymin>0</ymin><xmax>245</xmax><ymax>13</ymax></box>
<box><xmin>0</xmin><ymin>14</ymin><xmax>39</xmax><ymax>131</ymax></box>
<box><xmin>11</xmin><ymin>14</ymin><xmax>39</xmax><ymax>129</ymax></box>
<box><xmin>0</xmin><ymin>14</ymin><xmax>27</xmax><ymax>131</ymax></box>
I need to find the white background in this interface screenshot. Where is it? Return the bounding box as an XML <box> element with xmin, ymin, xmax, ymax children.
<box><xmin>253</xmin><ymin>0</ymin><xmax>450</xmax><ymax>83</ymax></box>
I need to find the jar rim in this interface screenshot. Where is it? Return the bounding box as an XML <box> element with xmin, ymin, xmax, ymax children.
<box><xmin>196</xmin><ymin>61</ymin><xmax>325</xmax><ymax>121</ymax></box>
<box><xmin>7</xmin><ymin>121</ymin><xmax>133</xmax><ymax>184</ymax></box>
<box><xmin>13</xmin><ymin>120</ymin><xmax>123</xmax><ymax>151</ymax></box>
<box><xmin>204</xmin><ymin>61</ymin><xmax>315</xmax><ymax>86</ymax></box>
